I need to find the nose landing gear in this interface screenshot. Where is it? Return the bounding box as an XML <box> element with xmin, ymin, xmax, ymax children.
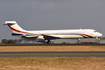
<box><xmin>77</xmin><ymin>38</ymin><xmax>80</xmax><ymax>44</ymax></box>
<box><xmin>96</xmin><ymin>37</ymin><xmax>100</xmax><ymax>42</ymax></box>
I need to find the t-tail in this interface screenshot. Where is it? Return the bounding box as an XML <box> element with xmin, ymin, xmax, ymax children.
<box><xmin>4</xmin><ymin>21</ymin><xmax>26</xmax><ymax>36</ymax></box>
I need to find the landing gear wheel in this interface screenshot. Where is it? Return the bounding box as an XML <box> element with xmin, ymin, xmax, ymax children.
<box><xmin>47</xmin><ymin>39</ymin><xmax>51</xmax><ymax>44</ymax></box>
<box><xmin>96</xmin><ymin>37</ymin><xmax>100</xmax><ymax>43</ymax></box>
<box><xmin>78</xmin><ymin>38</ymin><xmax>80</xmax><ymax>44</ymax></box>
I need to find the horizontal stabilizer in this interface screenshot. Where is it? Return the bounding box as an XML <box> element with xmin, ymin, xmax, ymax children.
<box><xmin>4</xmin><ymin>21</ymin><xmax>16</xmax><ymax>25</ymax></box>
<box><xmin>12</xmin><ymin>33</ymin><xmax>23</xmax><ymax>36</ymax></box>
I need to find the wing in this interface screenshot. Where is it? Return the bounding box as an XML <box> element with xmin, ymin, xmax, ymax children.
<box><xmin>42</xmin><ymin>35</ymin><xmax>61</xmax><ymax>39</ymax></box>
<box><xmin>12</xmin><ymin>33</ymin><xmax>60</xmax><ymax>40</ymax></box>
<box><xmin>22</xmin><ymin>34</ymin><xmax>38</xmax><ymax>39</ymax></box>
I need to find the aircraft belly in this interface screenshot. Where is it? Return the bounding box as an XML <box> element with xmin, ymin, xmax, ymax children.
<box><xmin>60</xmin><ymin>35</ymin><xmax>83</xmax><ymax>38</ymax></box>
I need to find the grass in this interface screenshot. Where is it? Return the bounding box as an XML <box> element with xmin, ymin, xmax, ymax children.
<box><xmin>0</xmin><ymin>45</ymin><xmax>105</xmax><ymax>70</ymax></box>
<box><xmin>0</xmin><ymin>57</ymin><xmax>105</xmax><ymax>70</ymax></box>
<box><xmin>0</xmin><ymin>46</ymin><xmax>105</xmax><ymax>52</ymax></box>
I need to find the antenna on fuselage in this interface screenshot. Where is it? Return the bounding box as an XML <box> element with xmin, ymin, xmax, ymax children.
<box><xmin>99</xmin><ymin>28</ymin><xmax>100</xmax><ymax>32</ymax></box>
<box><xmin>97</xmin><ymin>28</ymin><xmax>101</xmax><ymax>33</ymax></box>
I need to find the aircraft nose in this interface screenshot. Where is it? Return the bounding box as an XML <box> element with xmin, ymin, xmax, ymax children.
<box><xmin>98</xmin><ymin>32</ymin><xmax>102</xmax><ymax>37</ymax></box>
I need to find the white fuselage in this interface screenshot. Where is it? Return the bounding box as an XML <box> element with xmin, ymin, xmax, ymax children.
<box><xmin>4</xmin><ymin>21</ymin><xmax>102</xmax><ymax>41</ymax></box>
<box><xmin>23</xmin><ymin>29</ymin><xmax>102</xmax><ymax>39</ymax></box>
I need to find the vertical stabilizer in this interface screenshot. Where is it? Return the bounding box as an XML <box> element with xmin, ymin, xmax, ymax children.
<box><xmin>4</xmin><ymin>21</ymin><xmax>25</xmax><ymax>33</ymax></box>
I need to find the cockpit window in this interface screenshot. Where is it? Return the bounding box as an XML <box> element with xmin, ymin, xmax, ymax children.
<box><xmin>94</xmin><ymin>30</ymin><xmax>97</xmax><ymax>32</ymax></box>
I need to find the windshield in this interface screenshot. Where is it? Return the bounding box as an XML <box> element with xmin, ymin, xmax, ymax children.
<box><xmin>94</xmin><ymin>30</ymin><xmax>97</xmax><ymax>32</ymax></box>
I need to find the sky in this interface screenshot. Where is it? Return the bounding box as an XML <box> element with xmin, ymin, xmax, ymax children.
<box><xmin>0</xmin><ymin>0</ymin><xmax>105</xmax><ymax>42</ymax></box>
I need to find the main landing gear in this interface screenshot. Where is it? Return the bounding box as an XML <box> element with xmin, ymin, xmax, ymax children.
<box><xmin>46</xmin><ymin>39</ymin><xmax>51</xmax><ymax>44</ymax></box>
<box><xmin>44</xmin><ymin>37</ymin><xmax>51</xmax><ymax>44</ymax></box>
<box><xmin>77</xmin><ymin>38</ymin><xmax>80</xmax><ymax>44</ymax></box>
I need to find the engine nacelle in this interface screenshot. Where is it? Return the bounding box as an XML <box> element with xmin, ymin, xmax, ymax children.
<box><xmin>37</xmin><ymin>35</ymin><xmax>44</xmax><ymax>40</ymax></box>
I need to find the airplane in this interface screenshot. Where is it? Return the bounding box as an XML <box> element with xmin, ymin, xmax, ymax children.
<box><xmin>4</xmin><ymin>21</ymin><xmax>102</xmax><ymax>44</ymax></box>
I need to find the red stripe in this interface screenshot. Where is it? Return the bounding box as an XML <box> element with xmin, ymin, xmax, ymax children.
<box><xmin>9</xmin><ymin>26</ymin><xmax>38</xmax><ymax>35</ymax></box>
<box><xmin>9</xmin><ymin>26</ymin><xmax>93</xmax><ymax>38</ymax></box>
